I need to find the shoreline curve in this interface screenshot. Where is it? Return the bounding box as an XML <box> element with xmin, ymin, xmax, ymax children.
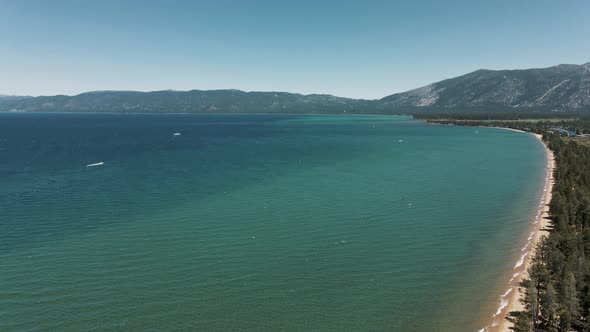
<box><xmin>480</xmin><ymin>131</ymin><xmax>555</xmax><ymax>332</ymax></box>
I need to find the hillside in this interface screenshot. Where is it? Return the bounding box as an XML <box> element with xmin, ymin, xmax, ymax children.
<box><xmin>381</xmin><ymin>62</ymin><xmax>590</xmax><ymax>111</ymax></box>
<box><xmin>0</xmin><ymin>90</ymin><xmax>376</xmax><ymax>114</ymax></box>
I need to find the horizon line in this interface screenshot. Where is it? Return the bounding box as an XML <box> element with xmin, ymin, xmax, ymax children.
<box><xmin>4</xmin><ymin>60</ymin><xmax>589</xmax><ymax>100</ymax></box>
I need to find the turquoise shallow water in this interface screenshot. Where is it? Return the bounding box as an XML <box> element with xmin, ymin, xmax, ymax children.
<box><xmin>0</xmin><ymin>113</ymin><xmax>546</xmax><ymax>331</ymax></box>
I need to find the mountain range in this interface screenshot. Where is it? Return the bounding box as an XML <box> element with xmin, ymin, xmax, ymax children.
<box><xmin>1</xmin><ymin>61</ymin><xmax>589</xmax><ymax>114</ymax></box>
<box><xmin>382</xmin><ymin>62</ymin><xmax>590</xmax><ymax>110</ymax></box>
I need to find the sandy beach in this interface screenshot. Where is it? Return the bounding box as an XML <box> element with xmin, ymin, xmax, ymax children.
<box><xmin>481</xmin><ymin>126</ymin><xmax>527</xmax><ymax>134</ymax></box>
<box><xmin>480</xmin><ymin>133</ymin><xmax>555</xmax><ymax>331</ymax></box>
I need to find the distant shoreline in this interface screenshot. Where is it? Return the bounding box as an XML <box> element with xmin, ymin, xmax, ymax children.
<box><xmin>0</xmin><ymin>111</ymin><xmax>412</xmax><ymax>117</ymax></box>
<box><xmin>479</xmin><ymin>130</ymin><xmax>555</xmax><ymax>331</ymax></box>
<box><xmin>480</xmin><ymin>126</ymin><xmax>526</xmax><ymax>134</ymax></box>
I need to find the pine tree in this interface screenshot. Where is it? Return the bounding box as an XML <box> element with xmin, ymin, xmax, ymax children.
<box><xmin>542</xmin><ymin>282</ymin><xmax>559</xmax><ymax>332</ymax></box>
<box><xmin>560</xmin><ymin>271</ymin><xmax>580</xmax><ymax>330</ymax></box>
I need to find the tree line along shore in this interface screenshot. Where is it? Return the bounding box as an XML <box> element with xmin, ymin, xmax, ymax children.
<box><xmin>419</xmin><ymin>114</ymin><xmax>590</xmax><ymax>331</ymax></box>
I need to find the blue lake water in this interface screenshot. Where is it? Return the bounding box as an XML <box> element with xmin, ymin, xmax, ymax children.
<box><xmin>0</xmin><ymin>113</ymin><xmax>546</xmax><ymax>331</ymax></box>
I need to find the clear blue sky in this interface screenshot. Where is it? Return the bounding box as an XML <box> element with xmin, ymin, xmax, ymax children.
<box><xmin>1</xmin><ymin>0</ymin><xmax>589</xmax><ymax>99</ymax></box>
